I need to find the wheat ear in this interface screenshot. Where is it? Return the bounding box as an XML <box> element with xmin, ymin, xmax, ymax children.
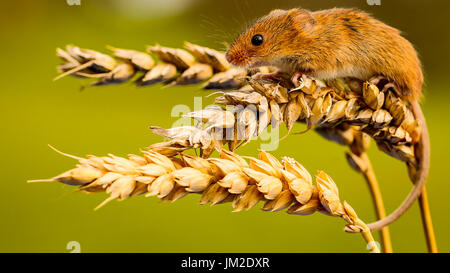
<box><xmin>29</xmin><ymin>146</ymin><xmax>379</xmax><ymax>253</ymax></box>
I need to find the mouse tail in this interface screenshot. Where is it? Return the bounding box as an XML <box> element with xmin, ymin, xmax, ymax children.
<box><xmin>367</xmin><ymin>100</ymin><xmax>430</xmax><ymax>231</ymax></box>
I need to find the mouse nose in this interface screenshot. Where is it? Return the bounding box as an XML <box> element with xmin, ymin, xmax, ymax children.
<box><xmin>225</xmin><ymin>49</ymin><xmax>247</xmax><ymax>67</ymax></box>
<box><xmin>225</xmin><ymin>50</ymin><xmax>235</xmax><ymax>64</ymax></box>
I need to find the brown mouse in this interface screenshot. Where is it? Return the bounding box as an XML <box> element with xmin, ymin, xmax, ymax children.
<box><xmin>226</xmin><ymin>8</ymin><xmax>430</xmax><ymax>231</ymax></box>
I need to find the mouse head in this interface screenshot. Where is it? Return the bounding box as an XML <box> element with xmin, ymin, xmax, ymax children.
<box><xmin>225</xmin><ymin>8</ymin><xmax>316</xmax><ymax>68</ymax></box>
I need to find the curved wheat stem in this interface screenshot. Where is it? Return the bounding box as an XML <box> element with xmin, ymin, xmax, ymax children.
<box><xmin>418</xmin><ymin>188</ymin><xmax>438</xmax><ymax>252</ymax></box>
<box><xmin>348</xmin><ymin>150</ymin><xmax>392</xmax><ymax>253</ymax></box>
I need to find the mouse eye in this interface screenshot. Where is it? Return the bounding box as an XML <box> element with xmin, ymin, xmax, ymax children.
<box><xmin>251</xmin><ymin>34</ymin><xmax>264</xmax><ymax>46</ymax></box>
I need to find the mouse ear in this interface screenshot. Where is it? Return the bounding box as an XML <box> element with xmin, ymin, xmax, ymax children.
<box><xmin>287</xmin><ymin>8</ymin><xmax>316</xmax><ymax>31</ymax></box>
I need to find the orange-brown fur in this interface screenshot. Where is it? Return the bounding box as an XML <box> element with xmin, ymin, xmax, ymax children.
<box><xmin>227</xmin><ymin>8</ymin><xmax>431</xmax><ymax>234</ymax></box>
<box><xmin>226</xmin><ymin>8</ymin><xmax>423</xmax><ymax>101</ymax></box>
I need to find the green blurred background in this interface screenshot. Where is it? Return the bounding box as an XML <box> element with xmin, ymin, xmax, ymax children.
<box><xmin>1</xmin><ymin>0</ymin><xmax>449</xmax><ymax>253</ymax></box>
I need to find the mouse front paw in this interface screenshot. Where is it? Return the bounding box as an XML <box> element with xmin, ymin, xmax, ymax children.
<box><xmin>291</xmin><ymin>72</ymin><xmax>306</xmax><ymax>87</ymax></box>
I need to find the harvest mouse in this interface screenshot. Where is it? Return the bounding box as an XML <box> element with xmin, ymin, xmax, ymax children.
<box><xmin>226</xmin><ymin>8</ymin><xmax>430</xmax><ymax>232</ymax></box>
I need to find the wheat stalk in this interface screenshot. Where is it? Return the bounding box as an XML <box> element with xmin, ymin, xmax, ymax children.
<box><xmin>29</xmin><ymin>145</ymin><xmax>380</xmax><ymax>253</ymax></box>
